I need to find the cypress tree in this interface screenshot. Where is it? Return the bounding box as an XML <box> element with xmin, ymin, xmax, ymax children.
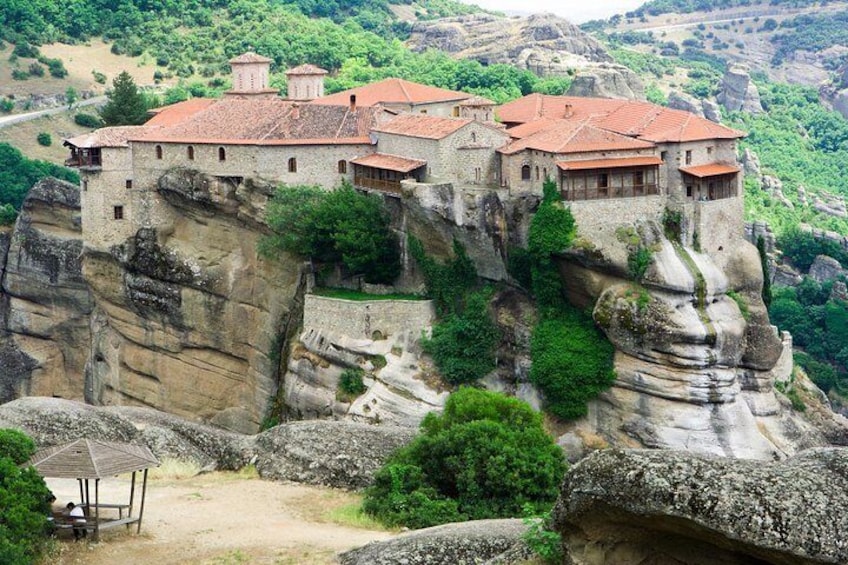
<box><xmin>99</xmin><ymin>71</ymin><xmax>150</xmax><ymax>126</ymax></box>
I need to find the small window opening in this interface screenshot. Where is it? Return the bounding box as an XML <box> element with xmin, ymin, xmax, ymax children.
<box><xmin>338</xmin><ymin>160</ymin><xmax>347</xmax><ymax>174</ymax></box>
<box><xmin>288</xmin><ymin>157</ymin><xmax>297</xmax><ymax>173</ymax></box>
<box><xmin>187</xmin><ymin>146</ymin><xmax>195</xmax><ymax>160</ymax></box>
<box><xmin>521</xmin><ymin>165</ymin><xmax>531</xmax><ymax>180</ymax></box>
<box><xmin>155</xmin><ymin>145</ymin><xmax>163</xmax><ymax>159</ymax></box>
<box><xmin>125</xmin><ymin>179</ymin><xmax>132</xmax><ymax>189</ymax></box>
<box><xmin>113</xmin><ymin>205</ymin><xmax>124</xmax><ymax>220</ymax></box>
<box><xmin>218</xmin><ymin>147</ymin><xmax>226</xmax><ymax>161</ymax></box>
<box><xmin>685</xmin><ymin>150</ymin><xmax>692</xmax><ymax>165</ymax></box>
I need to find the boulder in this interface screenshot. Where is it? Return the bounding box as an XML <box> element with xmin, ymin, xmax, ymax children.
<box><xmin>339</xmin><ymin>519</ymin><xmax>528</xmax><ymax>565</ymax></box>
<box><xmin>554</xmin><ymin>448</ymin><xmax>848</xmax><ymax>565</ymax></box>
<box><xmin>809</xmin><ymin>254</ymin><xmax>846</xmax><ymax>282</ymax></box>
<box><xmin>253</xmin><ymin>420</ymin><xmax>417</xmax><ymax>489</ymax></box>
<box><xmin>566</xmin><ymin>65</ymin><xmax>645</xmax><ymax>100</ymax></box>
<box><xmin>667</xmin><ymin>91</ymin><xmax>705</xmax><ymax>117</ymax></box>
<box><xmin>701</xmin><ymin>98</ymin><xmax>723</xmax><ymax>123</ymax></box>
<box><xmin>717</xmin><ymin>65</ymin><xmax>763</xmax><ymax>113</ymax></box>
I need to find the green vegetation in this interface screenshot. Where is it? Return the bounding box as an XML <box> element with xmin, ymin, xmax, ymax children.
<box><xmin>769</xmin><ymin>279</ymin><xmax>848</xmax><ymax>404</ymax></box>
<box><xmin>99</xmin><ymin>71</ymin><xmax>152</xmax><ymax>126</ymax></box>
<box><xmin>523</xmin><ymin>179</ymin><xmax>616</xmax><ymax>419</ymax></box>
<box><xmin>74</xmin><ymin>113</ymin><xmax>103</xmax><ymax>128</ymax></box>
<box><xmin>338</xmin><ymin>368</ymin><xmax>367</xmax><ymax>401</ymax></box>
<box><xmin>408</xmin><ymin>237</ymin><xmax>477</xmax><ymax>316</ymax></box>
<box><xmin>422</xmin><ymin>289</ymin><xmax>500</xmax><ymax>384</ymax></box>
<box><xmin>727</xmin><ymin>290</ymin><xmax>750</xmax><ymax>321</ymax></box>
<box><xmin>0</xmin><ymin>428</ymin><xmax>52</xmax><ymax>564</ymax></box>
<box><xmin>312</xmin><ymin>287</ymin><xmax>424</xmax><ymax>301</ymax></box>
<box><xmin>35</xmin><ymin>132</ymin><xmax>51</xmax><ymax>147</ymax></box>
<box><xmin>771</xmin><ymin>10</ymin><xmax>848</xmax><ymax>65</ymax></box>
<box><xmin>363</xmin><ymin>388</ymin><xmax>565</xmax><ymax>529</ymax></box>
<box><xmin>0</xmin><ymin>143</ymin><xmax>79</xmax><ymax>220</ymax></box>
<box><xmin>522</xmin><ymin>508</ymin><xmax>563</xmax><ymax>564</ymax></box>
<box><xmin>262</xmin><ymin>183</ymin><xmax>400</xmax><ymax>284</ymax></box>
<box><xmin>620</xmin><ymin>0</ymin><xmax>823</xmax><ymax>20</ymax></box>
<box><xmin>778</xmin><ymin>227</ymin><xmax>848</xmax><ymax>272</ymax></box>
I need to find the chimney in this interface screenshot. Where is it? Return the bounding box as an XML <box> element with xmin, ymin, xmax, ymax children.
<box><xmin>291</xmin><ymin>103</ymin><xmax>300</xmax><ymax>119</ymax></box>
<box><xmin>349</xmin><ymin>94</ymin><xmax>357</xmax><ymax>112</ymax></box>
<box><xmin>564</xmin><ymin>103</ymin><xmax>574</xmax><ymax>119</ymax></box>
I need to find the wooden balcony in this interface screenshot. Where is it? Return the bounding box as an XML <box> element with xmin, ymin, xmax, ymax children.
<box><xmin>561</xmin><ymin>183</ymin><xmax>659</xmax><ymax>201</ymax></box>
<box><xmin>354</xmin><ymin>175</ymin><xmax>403</xmax><ymax>195</ymax></box>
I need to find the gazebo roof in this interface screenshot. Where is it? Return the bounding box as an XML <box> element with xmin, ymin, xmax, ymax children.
<box><xmin>29</xmin><ymin>439</ymin><xmax>159</xmax><ymax>479</ymax></box>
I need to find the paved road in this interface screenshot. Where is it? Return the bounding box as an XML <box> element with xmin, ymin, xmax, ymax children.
<box><xmin>0</xmin><ymin>95</ymin><xmax>107</xmax><ymax>129</ymax></box>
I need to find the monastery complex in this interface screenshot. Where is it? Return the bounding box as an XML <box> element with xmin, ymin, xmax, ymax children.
<box><xmin>65</xmin><ymin>52</ymin><xmax>746</xmax><ymax>257</ymax></box>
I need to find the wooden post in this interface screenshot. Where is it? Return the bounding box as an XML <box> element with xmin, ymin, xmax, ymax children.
<box><xmin>78</xmin><ymin>479</ymin><xmax>84</xmax><ymax>507</ymax></box>
<box><xmin>137</xmin><ymin>468</ymin><xmax>148</xmax><ymax>534</ymax></box>
<box><xmin>84</xmin><ymin>479</ymin><xmax>91</xmax><ymax>512</ymax></box>
<box><xmin>94</xmin><ymin>479</ymin><xmax>100</xmax><ymax>541</ymax></box>
<box><xmin>127</xmin><ymin>470</ymin><xmax>137</xmax><ymax>529</ymax></box>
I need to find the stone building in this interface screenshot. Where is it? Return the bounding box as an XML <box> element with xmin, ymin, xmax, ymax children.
<box><xmin>312</xmin><ymin>77</ymin><xmax>476</xmax><ymax>117</ymax></box>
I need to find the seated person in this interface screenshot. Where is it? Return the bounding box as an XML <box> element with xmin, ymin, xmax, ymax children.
<box><xmin>66</xmin><ymin>502</ymin><xmax>87</xmax><ymax>540</ymax></box>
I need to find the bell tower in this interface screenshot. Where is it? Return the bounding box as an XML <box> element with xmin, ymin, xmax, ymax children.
<box><xmin>285</xmin><ymin>64</ymin><xmax>328</xmax><ymax>101</ymax></box>
<box><xmin>226</xmin><ymin>52</ymin><xmax>277</xmax><ymax>98</ymax></box>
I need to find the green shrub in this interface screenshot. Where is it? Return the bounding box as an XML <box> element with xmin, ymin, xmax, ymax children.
<box><xmin>530</xmin><ymin>306</ymin><xmax>617</xmax><ymax>420</ymax></box>
<box><xmin>0</xmin><ymin>429</ymin><xmax>51</xmax><ymax>564</ymax></box>
<box><xmin>507</xmin><ymin>245</ymin><xmax>533</xmax><ymax>290</ymax></box>
<box><xmin>12</xmin><ymin>42</ymin><xmax>38</xmax><ymax>58</ymax></box>
<box><xmin>338</xmin><ymin>368</ymin><xmax>367</xmax><ymax>401</ymax></box>
<box><xmin>727</xmin><ymin>290</ymin><xmax>749</xmax><ymax>320</ymax></box>
<box><xmin>662</xmin><ymin>208</ymin><xmax>683</xmax><ymax>242</ymax></box>
<box><xmin>422</xmin><ymin>290</ymin><xmax>500</xmax><ymax>384</ymax></box>
<box><xmin>36</xmin><ymin>132</ymin><xmax>51</xmax><ymax>147</ymax></box>
<box><xmin>408</xmin><ymin>237</ymin><xmax>477</xmax><ymax>316</ymax></box>
<box><xmin>74</xmin><ymin>113</ymin><xmax>102</xmax><ymax>128</ymax></box>
<box><xmin>363</xmin><ymin>388</ymin><xmax>566</xmax><ymax>529</ymax></box>
<box><xmin>27</xmin><ymin>62</ymin><xmax>44</xmax><ymax>77</ymax></box>
<box><xmin>627</xmin><ymin>246</ymin><xmax>653</xmax><ymax>281</ymax></box>
<box><xmin>263</xmin><ymin>183</ymin><xmax>400</xmax><ymax>285</ymax></box>
<box><xmin>0</xmin><ymin>98</ymin><xmax>13</xmax><ymax>113</ymax></box>
<box><xmin>11</xmin><ymin>69</ymin><xmax>28</xmax><ymax>81</ymax></box>
<box><xmin>0</xmin><ymin>204</ymin><xmax>16</xmax><ymax>225</ymax></box>
<box><xmin>522</xmin><ymin>508</ymin><xmax>563</xmax><ymax>564</ymax></box>
<box><xmin>92</xmin><ymin>70</ymin><xmax>107</xmax><ymax>84</ymax></box>
<box><xmin>0</xmin><ymin>429</ymin><xmax>36</xmax><ymax>464</ymax></box>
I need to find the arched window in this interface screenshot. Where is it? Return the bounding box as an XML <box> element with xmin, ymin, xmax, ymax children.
<box><xmin>155</xmin><ymin>145</ymin><xmax>163</xmax><ymax>159</ymax></box>
<box><xmin>187</xmin><ymin>146</ymin><xmax>194</xmax><ymax>160</ymax></box>
<box><xmin>521</xmin><ymin>165</ymin><xmax>531</xmax><ymax>180</ymax></box>
<box><xmin>218</xmin><ymin>147</ymin><xmax>226</xmax><ymax>161</ymax></box>
<box><xmin>543</xmin><ymin>168</ymin><xmax>548</xmax><ymax>180</ymax></box>
<box><xmin>535</xmin><ymin>166</ymin><xmax>540</xmax><ymax>180</ymax></box>
<box><xmin>471</xmin><ymin>132</ymin><xmax>477</xmax><ymax>143</ymax></box>
<box><xmin>338</xmin><ymin>160</ymin><xmax>347</xmax><ymax>174</ymax></box>
<box><xmin>288</xmin><ymin>157</ymin><xmax>297</xmax><ymax>173</ymax></box>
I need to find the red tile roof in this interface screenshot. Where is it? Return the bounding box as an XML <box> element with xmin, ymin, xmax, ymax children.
<box><xmin>373</xmin><ymin>113</ymin><xmax>472</xmax><ymax>140</ymax></box>
<box><xmin>500</xmin><ymin>120</ymin><xmax>655</xmax><ymax>155</ymax></box>
<box><xmin>351</xmin><ymin>153</ymin><xmax>426</xmax><ymax>172</ymax></box>
<box><xmin>557</xmin><ymin>156</ymin><xmax>664</xmax><ymax>171</ymax></box>
<box><xmin>312</xmin><ymin>78</ymin><xmax>471</xmax><ymax>107</ymax></box>
<box><xmin>497</xmin><ymin>94</ymin><xmax>744</xmax><ymax>143</ymax></box>
<box><xmin>459</xmin><ymin>95</ymin><xmax>495</xmax><ymax>106</ymax></box>
<box><xmin>679</xmin><ymin>163</ymin><xmax>741</xmax><ymax>177</ymax></box>
<box><xmin>229</xmin><ymin>52</ymin><xmax>272</xmax><ymax>64</ymax></box>
<box><xmin>64</xmin><ymin>126</ymin><xmax>150</xmax><ymax>148</ymax></box>
<box><xmin>131</xmin><ymin>98</ymin><xmax>385</xmax><ymax>145</ymax></box>
<box><xmin>286</xmin><ymin>64</ymin><xmax>328</xmax><ymax>76</ymax></box>
<box><xmin>146</xmin><ymin>98</ymin><xmax>218</xmax><ymax>127</ymax></box>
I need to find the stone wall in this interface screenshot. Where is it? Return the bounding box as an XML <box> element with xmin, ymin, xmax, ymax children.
<box><xmin>661</xmin><ymin>139</ymin><xmax>738</xmax><ymax>204</ymax></box>
<box><xmin>694</xmin><ymin>195</ymin><xmax>745</xmax><ymax>267</ymax></box>
<box><xmin>569</xmin><ymin>195</ymin><xmax>665</xmax><ymax>243</ymax></box>
<box><xmin>302</xmin><ymin>294</ymin><xmax>436</xmax><ymax>339</ymax></box>
<box><xmin>81</xmin><ymin>146</ymin><xmax>137</xmax><ymax>250</ymax></box>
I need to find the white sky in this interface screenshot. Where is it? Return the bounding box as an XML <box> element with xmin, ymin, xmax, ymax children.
<box><xmin>463</xmin><ymin>0</ymin><xmax>647</xmax><ymax>23</ymax></box>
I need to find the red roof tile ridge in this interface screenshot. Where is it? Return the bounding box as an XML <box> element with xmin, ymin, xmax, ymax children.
<box><xmin>397</xmin><ymin>79</ymin><xmax>412</xmax><ymax>104</ymax></box>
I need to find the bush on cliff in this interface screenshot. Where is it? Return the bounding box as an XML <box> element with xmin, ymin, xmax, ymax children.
<box><xmin>363</xmin><ymin>388</ymin><xmax>566</xmax><ymax>529</ymax></box>
<box><xmin>0</xmin><ymin>142</ymin><xmax>78</xmax><ymax>212</ymax></box>
<box><xmin>262</xmin><ymin>183</ymin><xmax>400</xmax><ymax>284</ymax></box>
<box><xmin>0</xmin><ymin>429</ymin><xmax>51</xmax><ymax>564</ymax></box>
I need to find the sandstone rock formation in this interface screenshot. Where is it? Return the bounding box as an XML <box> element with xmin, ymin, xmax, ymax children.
<box><xmin>667</xmin><ymin>93</ymin><xmax>724</xmax><ymax>124</ymax></box>
<box><xmin>0</xmin><ymin>397</ymin><xmax>415</xmax><ymax>484</ymax></box>
<box><xmin>809</xmin><ymin>255</ymin><xmax>846</xmax><ymax>283</ymax></box>
<box><xmin>0</xmin><ymin>178</ymin><xmax>92</xmax><ymax>403</ymax></box>
<box><xmin>339</xmin><ymin>519</ymin><xmax>528</xmax><ymax>565</ymax></box>
<box><xmin>554</xmin><ymin>448</ymin><xmax>848</xmax><ymax>564</ymax></box>
<box><xmin>408</xmin><ymin>13</ymin><xmax>611</xmax><ymax>70</ymax></box>
<box><xmin>559</xmin><ymin>216</ymin><xmax>833</xmax><ymax>459</ymax></box>
<box><xmin>566</xmin><ymin>64</ymin><xmax>645</xmax><ymax>100</ymax></box>
<box><xmin>717</xmin><ymin>65</ymin><xmax>764</xmax><ymax>113</ymax></box>
<box><xmin>82</xmin><ymin>170</ymin><xmax>304</xmax><ymax>434</ymax></box>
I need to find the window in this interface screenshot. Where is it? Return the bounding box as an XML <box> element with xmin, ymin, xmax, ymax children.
<box><xmin>707</xmin><ymin>146</ymin><xmax>713</xmax><ymax>156</ymax></box>
<box><xmin>543</xmin><ymin>168</ymin><xmax>548</xmax><ymax>180</ymax></box>
<box><xmin>419</xmin><ymin>109</ymin><xmax>427</xmax><ymax>114</ymax></box>
<box><xmin>521</xmin><ymin>165</ymin><xmax>531</xmax><ymax>180</ymax></box>
<box><xmin>288</xmin><ymin>157</ymin><xmax>297</xmax><ymax>173</ymax></box>
<box><xmin>218</xmin><ymin>147</ymin><xmax>226</xmax><ymax>161</ymax></box>
<box><xmin>471</xmin><ymin>132</ymin><xmax>477</xmax><ymax>143</ymax></box>
<box><xmin>598</xmin><ymin>173</ymin><xmax>609</xmax><ymax>188</ymax></box>
<box><xmin>82</xmin><ymin>179</ymin><xmax>88</xmax><ymax>191</ymax></box>
<box><xmin>633</xmin><ymin>171</ymin><xmax>644</xmax><ymax>186</ymax></box>
<box><xmin>338</xmin><ymin>160</ymin><xmax>347</xmax><ymax>174</ymax></box>
<box><xmin>125</xmin><ymin>179</ymin><xmax>133</xmax><ymax>189</ymax></box>
<box><xmin>187</xmin><ymin>146</ymin><xmax>194</xmax><ymax>160</ymax></box>
<box><xmin>453</xmin><ymin>106</ymin><xmax>460</xmax><ymax>117</ymax></box>
<box><xmin>113</xmin><ymin>205</ymin><xmax>124</xmax><ymax>220</ymax></box>
<box><xmin>686</xmin><ymin>185</ymin><xmax>693</xmax><ymax>198</ymax></box>
<box><xmin>685</xmin><ymin>150</ymin><xmax>692</xmax><ymax>165</ymax></box>
<box><xmin>155</xmin><ymin>145</ymin><xmax>163</xmax><ymax>159</ymax></box>
<box><xmin>661</xmin><ymin>151</ymin><xmax>667</xmax><ymax>161</ymax></box>
<box><xmin>535</xmin><ymin>166</ymin><xmax>540</xmax><ymax>180</ymax></box>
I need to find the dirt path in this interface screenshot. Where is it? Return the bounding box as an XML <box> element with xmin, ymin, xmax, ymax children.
<box><xmin>44</xmin><ymin>473</ymin><xmax>394</xmax><ymax>565</ymax></box>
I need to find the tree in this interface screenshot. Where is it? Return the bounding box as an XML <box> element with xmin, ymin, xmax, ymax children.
<box><xmin>0</xmin><ymin>429</ymin><xmax>51</xmax><ymax>564</ymax></box>
<box><xmin>99</xmin><ymin>71</ymin><xmax>150</xmax><ymax>126</ymax></box>
<box><xmin>65</xmin><ymin>86</ymin><xmax>78</xmax><ymax>110</ymax></box>
<box><xmin>363</xmin><ymin>388</ymin><xmax>566</xmax><ymax>529</ymax></box>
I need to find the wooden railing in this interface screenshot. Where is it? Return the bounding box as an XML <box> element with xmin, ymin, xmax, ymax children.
<box><xmin>561</xmin><ymin>183</ymin><xmax>659</xmax><ymax>201</ymax></box>
<box><xmin>354</xmin><ymin>175</ymin><xmax>402</xmax><ymax>194</ymax></box>
<box><xmin>65</xmin><ymin>155</ymin><xmax>102</xmax><ymax>168</ymax></box>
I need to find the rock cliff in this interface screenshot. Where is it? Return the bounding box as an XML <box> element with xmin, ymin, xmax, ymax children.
<box><xmin>0</xmin><ymin>178</ymin><xmax>92</xmax><ymax>403</ymax></box>
<box><xmin>408</xmin><ymin>13</ymin><xmax>644</xmax><ymax>100</ymax></box>
<box><xmin>554</xmin><ymin>448</ymin><xmax>848</xmax><ymax>564</ymax></box>
<box><xmin>81</xmin><ymin>170</ymin><xmax>304</xmax><ymax>433</ymax></box>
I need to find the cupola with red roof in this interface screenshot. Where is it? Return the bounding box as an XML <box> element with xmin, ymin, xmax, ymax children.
<box><xmin>285</xmin><ymin>64</ymin><xmax>328</xmax><ymax>101</ymax></box>
<box><xmin>226</xmin><ymin>52</ymin><xmax>277</xmax><ymax>98</ymax></box>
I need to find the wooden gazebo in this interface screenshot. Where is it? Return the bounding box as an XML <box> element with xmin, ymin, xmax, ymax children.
<box><xmin>29</xmin><ymin>439</ymin><xmax>159</xmax><ymax>540</ymax></box>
